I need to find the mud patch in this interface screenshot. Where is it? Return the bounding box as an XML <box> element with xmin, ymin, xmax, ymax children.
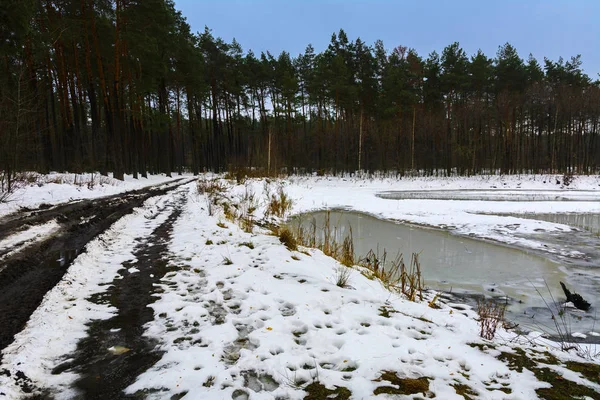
<box><xmin>0</xmin><ymin>180</ymin><xmax>188</xmax><ymax>360</ymax></box>
<box><xmin>50</xmin><ymin>194</ymin><xmax>186</xmax><ymax>399</ymax></box>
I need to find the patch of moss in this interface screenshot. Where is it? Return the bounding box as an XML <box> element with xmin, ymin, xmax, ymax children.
<box><xmin>565</xmin><ymin>361</ymin><xmax>600</xmax><ymax>385</ymax></box>
<box><xmin>467</xmin><ymin>342</ymin><xmax>496</xmax><ymax>352</ymax></box>
<box><xmin>303</xmin><ymin>382</ymin><xmax>351</xmax><ymax>399</ymax></box>
<box><xmin>497</xmin><ymin>348</ymin><xmax>537</xmax><ymax>373</ymax></box>
<box><xmin>528</xmin><ymin>350</ymin><xmax>560</xmax><ymax>365</ymax></box>
<box><xmin>378</xmin><ymin>306</ymin><xmax>398</xmax><ymax>318</ymax></box>
<box><xmin>492</xmin><ymin>387</ymin><xmax>511</xmax><ymax>394</ymax></box>
<box><xmin>497</xmin><ymin>347</ymin><xmax>599</xmax><ymax>400</ymax></box>
<box><xmin>452</xmin><ymin>383</ymin><xmax>478</xmax><ymax>399</ymax></box>
<box><xmin>534</xmin><ymin>367</ymin><xmax>599</xmax><ymax>400</ymax></box>
<box><xmin>373</xmin><ymin>371</ymin><xmax>430</xmax><ymax>396</ymax></box>
<box><xmin>170</xmin><ymin>391</ymin><xmax>188</xmax><ymax>400</ymax></box>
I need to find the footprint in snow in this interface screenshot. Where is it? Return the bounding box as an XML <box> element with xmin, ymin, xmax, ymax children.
<box><xmin>279</xmin><ymin>303</ymin><xmax>296</xmax><ymax>317</ymax></box>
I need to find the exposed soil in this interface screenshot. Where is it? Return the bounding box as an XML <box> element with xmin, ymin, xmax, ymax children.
<box><xmin>0</xmin><ymin>179</ymin><xmax>185</xmax><ymax>243</ymax></box>
<box><xmin>46</xmin><ymin>192</ymin><xmax>186</xmax><ymax>399</ymax></box>
<box><xmin>0</xmin><ymin>179</ymin><xmax>189</xmax><ymax>359</ymax></box>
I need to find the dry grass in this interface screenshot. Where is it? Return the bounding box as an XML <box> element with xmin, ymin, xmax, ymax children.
<box><xmin>286</xmin><ymin>212</ymin><xmax>424</xmax><ymax>301</ymax></box>
<box><xmin>358</xmin><ymin>250</ymin><xmax>423</xmax><ymax>300</ymax></box>
<box><xmin>237</xmin><ymin>185</ymin><xmax>258</xmax><ymax>233</ymax></box>
<box><xmin>334</xmin><ymin>265</ymin><xmax>352</xmax><ymax>288</ymax></box>
<box><xmin>265</xmin><ymin>184</ymin><xmax>293</xmax><ymax>219</ymax></box>
<box><xmin>359</xmin><ymin>249</ymin><xmax>400</xmax><ymax>288</ymax></box>
<box><xmin>340</xmin><ymin>233</ymin><xmax>355</xmax><ymax>267</ymax></box>
<box><xmin>477</xmin><ymin>298</ymin><xmax>506</xmax><ymax>340</ymax></box>
<box><xmin>401</xmin><ymin>253</ymin><xmax>424</xmax><ymax>302</ymax></box>
<box><xmin>197</xmin><ymin>178</ymin><xmax>226</xmax><ymax>196</ymax></box>
<box><xmin>278</xmin><ymin>226</ymin><xmax>298</xmax><ymax>251</ymax></box>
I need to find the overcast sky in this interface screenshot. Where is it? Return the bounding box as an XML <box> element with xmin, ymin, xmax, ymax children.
<box><xmin>174</xmin><ymin>0</ymin><xmax>600</xmax><ymax>77</ymax></box>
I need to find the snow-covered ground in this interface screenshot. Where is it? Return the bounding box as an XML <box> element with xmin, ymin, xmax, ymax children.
<box><xmin>2</xmin><ymin>176</ymin><xmax>599</xmax><ymax>399</ymax></box>
<box><xmin>0</xmin><ymin>187</ymin><xmax>187</xmax><ymax>399</ymax></box>
<box><xmin>0</xmin><ymin>220</ymin><xmax>60</xmax><ymax>266</ymax></box>
<box><xmin>249</xmin><ymin>174</ymin><xmax>600</xmax><ymax>257</ymax></box>
<box><xmin>0</xmin><ymin>172</ymin><xmax>188</xmax><ymax>218</ymax></box>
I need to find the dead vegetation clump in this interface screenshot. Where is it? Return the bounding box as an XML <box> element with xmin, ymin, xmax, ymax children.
<box><xmin>278</xmin><ymin>226</ymin><xmax>298</xmax><ymax>251</ymax></box>
<box><xmin>265</xmin><ymin>183</ymin><xmax>293</xmax><ymax>219</ymax></box>
<box><xmin>0</xmin><ymin>171</ymin><xmax>30</xmax><ymax>203</ymax></box>
<box><xmin>237</xmin><ymin>185</ymin><xmax>259</xmax><ymax>233</ymax></box>
<box><xmin>285</xmin><ymin>212</ymin><xmax>424</xmax><ymax>300</ymax></box>
<box><xmin>373</xmin><ymin>371</ymin><xmax>430</xmax><ymax>396</ymax></box>
<box><xmin>224</xmin><ymin>166</ymin><xmax>283</xmax><ymax>184</ymax></box>
<box><xmin>339</xmin><ymin>233</ymin><xmax>355</xmax><ymax>267</ymax></box>
<box><xmin>334</xmin><ymin>266</ymin><xmax>352</xmax><ymax>288</ymax></box>
<box><xmin>358</xmin><ymin>250</ymin><xmax>423</xmax><ymax>300</ymax></box>
<box><xmin>196</xmin><ymin>178</ymin><xmax>226</xmax><ymax>196</ymax></box>
<box><xmin>477</xmin><ymin>298</ymin><xmax>506</xmax><ymax>340</ymax></box>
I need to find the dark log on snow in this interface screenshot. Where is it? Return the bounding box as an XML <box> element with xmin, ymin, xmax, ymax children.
<box><xmin>560</xmin><ymin>282</ymin><xmax>591</xmax><ymax>311</ymax></box>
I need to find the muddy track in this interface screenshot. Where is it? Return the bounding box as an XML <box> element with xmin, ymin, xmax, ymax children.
<box><xmin>0</xmin><ymin>178</ymin><xmax>186</xmax><ymax>243</ymax></box>
<box><xmin>0</xmin><ymin>179</ymin><xmax>191</xmax><ymax>358</ymax></box>
<box><xmin>52</xmin><ymin>193</ymin><xmax>186</xmax><ymax>399</ymax></box>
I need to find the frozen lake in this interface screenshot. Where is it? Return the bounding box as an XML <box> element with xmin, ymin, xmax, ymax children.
<box><xmin>377</xmin><ymin>189</ymin><xmax>600</xmax><ymax>202</ymax></box>
<box><xmin>289</xmin><ymin>210</ymin><xmax>599</xmax><ymax>338</ymax></box>
<box><xmin>497</xmin><ymin>212</ymin><xmax>600</xmax><ymax>235</ymax></box>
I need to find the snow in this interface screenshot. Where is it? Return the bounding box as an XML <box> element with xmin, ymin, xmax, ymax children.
<box><xmin>1</xmin><ymin>174</ymin><xmax>599</xmax><ymax>399</ymax></box>
<box><xmin>0</xmin><ymin>220</ymin><xmax>60</xmax><ymax>265</ymax></box>
<box><xmin>241</xmin><ymin>174</ymin><xmax>600</xmax><ymax>257</ymax></box>
<box><xmin>0</xmin><ymin>189</ymin><xmax>184</xmax><ymax>399</ymax></box>
<box><xmin>0</xmin><ymin>172</ymin><xmax>188</xmax><ymax>218</ymax></box>
<box><xmin>125</xmin><ymin>184</ymin><xmax>551</xmax><ymax>399</ymax></box>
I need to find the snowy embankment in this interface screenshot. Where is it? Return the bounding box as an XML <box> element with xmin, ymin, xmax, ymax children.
<box><xmin>232</xmin><ymin>174</ymin><xmax>600</xmax><ymax>257</ymax></box>
<box><xmin>0</xmin><ymin>172</ymin><xmax>188</xmax><ymax>218</ymax></box>
<box><xmin>128</xmin><ymin>181</ymin><xmax>599</xmax><ymax>398</ymax></box>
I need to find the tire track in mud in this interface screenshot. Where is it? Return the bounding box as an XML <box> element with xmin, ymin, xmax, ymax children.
<box><xmin>0</xmin><ymin>180</ymin><xmax>190</xmax><ymax>359</ymax></box>
<box><xmin>49</xmin><ymin>192</ymin><xmax>187</xmax><ymax>399</ymax></box>
<box><xmin>0</xmin><ymin>179</ymin><xmax>186</xmax><ymax>244</ymax></box>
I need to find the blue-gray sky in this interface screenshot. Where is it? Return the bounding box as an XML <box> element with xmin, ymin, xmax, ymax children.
<box><xmin>174</xmin><ymin>0</ymin><xmax>600</xmax><ymax>77</ymax></box>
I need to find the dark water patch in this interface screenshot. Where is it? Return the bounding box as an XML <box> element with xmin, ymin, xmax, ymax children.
<box><xmin>50</xmin><ymin>195</ymin><xmax>186</xmax><ymax>399</ymax></box>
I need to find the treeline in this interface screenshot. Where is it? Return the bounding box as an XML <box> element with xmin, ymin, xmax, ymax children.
<box><xmin>2</xmin><ymin>0</ymin><xmax>600</xmax><ymax>180</ymax></box>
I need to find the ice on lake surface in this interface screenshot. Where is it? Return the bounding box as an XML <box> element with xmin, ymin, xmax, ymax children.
<box><xmin>290</xmin><ymin>210</ymin><xmax>600</xmax><ymax>337</ymax></box>
<box><xmin>498</xmin><ymin>212</ymin><xmax>600</xmax><ymax>235</ymax></box>
<box><xmin>377</xmin><ymin>189</ymin><xmax>600</xmax><ymax>202</ymax></box>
